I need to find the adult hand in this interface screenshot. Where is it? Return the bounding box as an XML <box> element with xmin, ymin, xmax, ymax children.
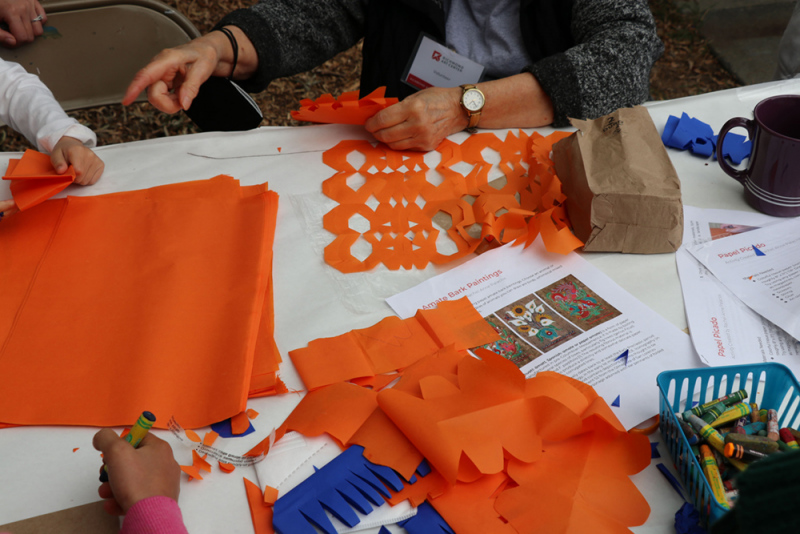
<box><xmin>123</xmin><ymin>27</ymin><xmax>257</xmax><ymax>113</ymax></box>
<box><xmin>51</xmin><ymin>136</ymin><xmax>104</xmax><ymax>185</ymax></box>
<box><xmin>364</xmin><ymin>87</ymin><xmax>467</xmax><ymax>152</ymax></box>
<box><xmin>93</xmin><ymin>429</ymin><xmax>181</xmax><ymax>515</ymax></box>
<box><xmin>0</xmin><ymin>0</ymin><xmax>46</xmax><ymax>47</ymax></box>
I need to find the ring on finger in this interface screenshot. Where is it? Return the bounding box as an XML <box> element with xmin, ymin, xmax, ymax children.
<box><xmin>31</xmin><ymin>15</ymin><xmax>43</xmax><ymax>22</ymax></box>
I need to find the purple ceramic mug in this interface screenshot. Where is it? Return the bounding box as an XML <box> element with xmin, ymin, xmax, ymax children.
<box><xmin>717</xmin><ymin>95</ymin><xmax>800</xmax><ymax>217</ymax></box>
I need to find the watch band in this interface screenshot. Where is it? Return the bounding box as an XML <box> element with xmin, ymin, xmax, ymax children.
<box><xmin>460</xmin><ymin>84</ymin><xmax>483</xmax><ymax>133</ymax></box>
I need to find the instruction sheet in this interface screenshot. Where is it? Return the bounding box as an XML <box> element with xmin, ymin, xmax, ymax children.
<box><xmin>387</xmin><ymin>241</ymin><xmax>700</xmax><ymax>428</ymax></box>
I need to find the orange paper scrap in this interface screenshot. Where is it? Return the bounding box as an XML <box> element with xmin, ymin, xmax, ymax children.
<box><xmin>321</xmin><ymin>130</ymin><xmax>582</xmax><ymax>272</ymax></box>
<box><xmin>203</xmin><ymin>431</ymin><xmax>219</xmax><ymax>447</ymax></box>
<box><xmin>185</xmin><ymin>430</ymin><xmax>201</xmax><ymax>443</ymax></box>
<box><xmin>0</xmin><ymin>176</ymin><xmax>281</xmax><ymax>429</ymax></box>
<box><xmin>219</xmin><ymin>461</ymin><xmax>236</xmax><ymax>473</ymax></box>
<box><xmin>3</xmin><ymin>149</ymin><xmax>76</xmax><ymax>211</ymax></box>
<box><xmin>291</xmin><ymin>87</ymin><xmax>398</xmax><ymax>125</ymax></box>
<box><xmin>289</xmin><ymin>298</ymin><xmax>498</xmax><ymax>391</ymax></box>
<box><xmin>278</xmin><ymin>298</ymin><xmax>650</xmax><ymax>534</ymax></box>
<box><xmin>244</xmin><ymin>477</ymin><xmax>275</xmax><ymax>534</ymax></box>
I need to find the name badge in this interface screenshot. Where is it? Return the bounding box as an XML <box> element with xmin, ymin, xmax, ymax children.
<box><xmin>402</xmin><ymin>34</ymin><xmax>485</xmax><ymax>90</ymax></box>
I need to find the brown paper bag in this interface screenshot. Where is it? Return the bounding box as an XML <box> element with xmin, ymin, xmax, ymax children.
<box><xmin>552</xmin><ymin>106</ymin><xmax>683</xmax><ymax>253</ymax></box>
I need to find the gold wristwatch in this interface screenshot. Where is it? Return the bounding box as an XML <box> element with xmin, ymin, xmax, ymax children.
<box><xmin>460</xmin><ymin>84</ymin><xmax>485</xmax><ymax>133</ymax></box>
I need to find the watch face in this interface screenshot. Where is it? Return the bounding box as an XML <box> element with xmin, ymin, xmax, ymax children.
<box><xmin>463</xmin><ymin>89</ymin><xmax>485</xmax><ymax>111</ymax></box>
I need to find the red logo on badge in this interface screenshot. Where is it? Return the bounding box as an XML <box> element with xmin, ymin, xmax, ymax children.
<box><xmin>432</xmin><ymin>51</ymin><xmax>442</xmax><ymax>61</ymax></box>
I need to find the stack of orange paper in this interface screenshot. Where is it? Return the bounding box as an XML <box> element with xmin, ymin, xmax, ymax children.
<box><xmin>3</xmin><ymin>149</ymin><xmax>76</xmax><ymax>211</ymax></box>
<box><xmin>0</xmin><ymin>175</ymin><xmax>283</xmax><ymax>429</ymax></box>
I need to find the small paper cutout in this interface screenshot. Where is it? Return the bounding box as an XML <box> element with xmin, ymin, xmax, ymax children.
<box><xmin>203</xmin><ymin>431</ymin><xmax>219</xmax><ymax>447</ymax></box>
<box><xmin>615</xmin><ymin>349</ymin><xmax>629</xmax><ymax>366</ymax></box>
<box><xmin>651</xmin><ymin>442</ymin><xmax>661</xmax><ymax>459</ymax></box>
<box><xmin>211</xmin><ymin>416</ymin><xmax>255</xmax><ymax>438</ymax></box>
<box><xmin>263</xmin><ymin>485</ymin><xmax>279</xmax><ymax>505</ymax></box>
<box><xmin>244</xmin><ymin>477</ymin><xmax>275</xmax><ymax>534</ymax></box>
<box><xmin>247</xmin><ymin>408</ymin><xmax>260</xmax><ymax>420</ymax></box>
<box><xmin>232</xmin><ymin>411</ymin><xmax>252</xmax><ymax>435</ymax></box>
<box><xmin>185</xmin><ymin>429</ymin><xmax>201</xmax><ymax>443</ymax></box>
<box><xmin>72</xmin><ymin>448</ymin><xmax>79</xmax><ymax>453</ymax></box>
<box><xmin>753</xmin><ymin>244</ymin><xmax>766</xmax><ymax>256</ymax></box>
<box><xmin>219</xmin><ymin>461</ymin><xmax>235</xmax><ymax>473</ymax></box>
<box><xmin>662</xmin><ymin>113</ymin><xmax>752</xmax><ymax>164</ymax></box>
<box><xmin>3</xmin><ymin>149</ymin><xmax>76</xmax><ymax>210</ymax></box>
<box><xmin>291</xmin><ymin>87</ymin><xmax>399</xmax><ymax>125</ymax></box>
<box><xmin>611</xmin><ymin>395</ymin><xmax>621</xmax><ymax>407</ymax></box>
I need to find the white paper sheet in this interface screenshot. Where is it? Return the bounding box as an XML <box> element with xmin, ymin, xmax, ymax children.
<box><xmin>676</xmin><ymin>206</ymin><xmax>800</xmax><ymax>374</ymax></box>
<box><xmin>387</xmin><ymin>240</ymin><xmax>701</xmax><ymax>429</ymax></box>
<box><xmin>688</xmin><ymin>215</ymin><xmax>800</xmax><ymax>344</ymax></box>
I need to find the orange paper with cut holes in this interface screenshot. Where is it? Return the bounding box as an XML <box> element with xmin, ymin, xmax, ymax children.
<box><xmin>291</xmin><ymin>87</ymin><xmax>399</xmax><ymax>125</ymax></box>
<box><xmin>322</xmin><ymin>130</ymin><xmax>582</xmax><ymax>272</ymax></box>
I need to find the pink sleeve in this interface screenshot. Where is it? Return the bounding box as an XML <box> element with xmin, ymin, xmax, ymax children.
<box><xmin>121</xmin><ymin>496</ymin><xmax>189</xmax><ymax>534</ymax></box>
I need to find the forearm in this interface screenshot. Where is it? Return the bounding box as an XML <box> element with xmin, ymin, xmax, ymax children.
<box><xmin>475</xmin><ymin>73</ymin><xmax>554</xmax><ymax>129</ymax></box>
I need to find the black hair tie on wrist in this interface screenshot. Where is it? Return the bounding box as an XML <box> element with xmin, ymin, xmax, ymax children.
<box><xmin>216</xmin><ymin>27</ymin><xmax>238</xmax><ymax>80</ymax></box>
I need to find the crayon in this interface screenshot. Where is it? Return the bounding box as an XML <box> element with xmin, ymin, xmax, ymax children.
<box><xmin>759</xmin><ymin>409</ymin><xmax>769</xmax><ymax>423</ymax></box>
<box><xmin>733</xmin><ymin>416</ymin><xmax>748</xmax><ymax>434</ymax></box>
<box><xmin>680</xmin><ymin>420</ymin><xmax>699</xmax><ymax>445</ymax></box>
<box><xmin>767</xmin><ymin>409</ymin><xmax>780</xmax><ymax>441</ymax></box>
<box><xmin>701</xmin><ymin>402</ymin><xmax>728</xmax><ymax>424</ymax></box>
<box><xmin>100</xmin><ymin>411</ymin><xmax>156</xmax><ymax>482</ymax></box>
<box><xmin>686</xmin><ymin>414</ymin><xmax>748</xmax><ymax>471</ymax></box>
<box><xmin>788</xmin><ymin>427</ymin><xmax>800</xmax><ymax>442</ymax></box>
<box><xmin>684</xmin><ymin>389</ymin><xmax>748</xmax><ymax>419</ymax></box>
<box><xmin>779</xmin><ymin>428</ymin><xmax>799</xmax><ymax>449</ymax></box>
<box><xmin>723</xmin><ymin>433</ymin><xmax>780</xmax><ymax>455</ymax></box>
<box><xmin>724</xmin><ymin>442</ymin><xmax>770</xmax><ymax>461</ymax></box>
<box><xmin>741</xmin><ymin>422</ymin><xmax>766</xmax><ymax>435</ymax></box>
<box><xmin>778</xmin><ymin>440</ymin><xmax>792</xmax><ymax>452</ymax></box>
<box><xmin>711</xmin><ymin>402</ymin><xmax>752</xmax><ymax>428</ymax></box>
<box><xmin>700</xmin><ymin>444</ymin><xmax>730</xmax><ymax>509</ymax></box>
<box><xmin>749</xmin><ymin>403</ymin><xmax>759</xmax><ymax>423</ymax></box>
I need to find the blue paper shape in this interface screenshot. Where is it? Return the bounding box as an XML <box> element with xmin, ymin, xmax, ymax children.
<box><xmin>689</xmin><ymin>136</ymin><xmax>714</xmax><ymax>157</ymax></box>
<box><xmin>651</xmin><ymin>441</ymin><xmax>661</xmax><ymax>459</ymax></box>
<box><xmin>398</xmin><ymin>502</ymin><xmax>456</xmax><ymax>534</ymax></box>
<box><xmin>665</xmin><ymin>112</ymin><xmax>714</xmax><ymax>151</ymax></box>
<box><xmin>210</xmin><ymin>417</ymin><xmax>254</xmax><ymax>438</ymax></box>
<box><xmin>611</xmin><ymin>395</ymin><xmax>621</xmax><ymax>407</ymax></box>
<box><xmin>272</xmin><ymin>445</ymin><xmax>410</xmax><ymax>534</ymax></box>
<box><xmin>675</xmin><ymin>502</ymin><xmax>707</xmax><ymax>534</ymax></box>
<box><xmin>711</xmin><ymin>132</ymin><xmax>752</xmax><ymax>164</ymax></box>
<box><xmin>661</xmin><ymin>114</ymin><xmax>680</xmax><ymax>145</ymax></box>
<box><xmin>656</xmin><ymin>463</ymin><xmax>686</xmax><ymax>501</ymax></box>
<box><xmin>378</xmin><ymin>527</ymin><xmax>392</xmax><ymax>534</ymax></box>
<box><xmin>615</xmin><ymin>349</ymin><xmax>629</xmax><ymax>366</ymax></box>
<box><xmin>753</xmin><ymin>245</ymin><xmax>766</xmax><ymax>256</ymax></box>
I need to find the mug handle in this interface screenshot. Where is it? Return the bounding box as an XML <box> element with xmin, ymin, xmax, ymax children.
<box><xmin>716</xmin><ymin>117</ymin><xmax>755</xmax><ymax>184</ymax></box>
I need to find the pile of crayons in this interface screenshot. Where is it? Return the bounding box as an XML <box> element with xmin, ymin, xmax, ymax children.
<box><xmin>679</xmin><ymin>389</ymin><xmax>800</xmax><ymax>510</ymax></box>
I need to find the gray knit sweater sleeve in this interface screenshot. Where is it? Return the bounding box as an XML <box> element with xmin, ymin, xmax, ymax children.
<box><xmin>215</xmin><ymin>0</ymin><xmax>368</xmax><ymax>93</ymax></box>
<box><xmin>526</xmin><ymin>0</ymin><xmax>664</xmax><ymax>127</ymax></box>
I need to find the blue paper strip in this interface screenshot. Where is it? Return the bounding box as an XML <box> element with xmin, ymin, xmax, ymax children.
<box><xmin>398</xmin><ymin>502</ymin><xmax>455</xmax><ymax>534</ymax></box>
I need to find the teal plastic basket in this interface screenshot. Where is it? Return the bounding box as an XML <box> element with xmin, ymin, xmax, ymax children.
<box><xmin>657</xmin><ymin>363</ymin><xmax>800</xmax><ymax>525</ymax></box>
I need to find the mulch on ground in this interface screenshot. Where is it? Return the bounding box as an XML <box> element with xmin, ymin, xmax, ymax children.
<box><xmin>0</xmin><ymin>0</ymin><xmax>740</xmax><ymax>152</ymax></box>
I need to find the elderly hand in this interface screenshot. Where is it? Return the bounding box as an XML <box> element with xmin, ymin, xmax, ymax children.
<box><xmin>0</xmin><ymin>0</ymin><xmax>46</xmax><ymax>47</ymax></box>
<box><xmin>364</xmin><ymin>87</ymin><xmax>468</xmax><ymax>152</ymax></box>
<box><xmin>51</xmin><ymin>136</ymin><xmax>104</xmax><ymax>185</ymax></box>
<box><xmin>93</xmin><ymin>429</ymin><xmax>181</xmax><ymax>515</ymax></box>
<box><xmin>123</xmin><ymin>26</ymin><xmax>256</xmax><ymax>113</ymax></box>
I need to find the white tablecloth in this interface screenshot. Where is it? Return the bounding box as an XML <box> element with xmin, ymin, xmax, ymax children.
<box><xmin>3</xmin><ymin>78</ymin><xmax>798</xmax><ymax>532</ymax></box>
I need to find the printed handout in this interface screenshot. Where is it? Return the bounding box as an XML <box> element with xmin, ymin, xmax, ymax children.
<box><xmin>688</xmin><ymin>215</ymin><xmax>800</xmax><ymax>347</ymax></box>
<box><xmin>677</xmin><ymin>206</ymin><xmax>800</xmax><ymax>374</ymax></box>
<box><xmin>387</xmin><ymin>241</ymin><xmax>700</xmax><ymax>429</ymax></box>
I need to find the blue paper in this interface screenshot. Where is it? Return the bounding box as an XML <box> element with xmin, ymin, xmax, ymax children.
<box><xmin>615</xmin><ymin>349</ymin><xmax>629</xmax><ymax>366</ymax></box>
<box><xmin>272</xmin><ymin>445</ymin><xmax>410</xmax><ymax>534</ymax></box>
<box><xmin>675</xmin><ymin>502</ymin><xmax>707</xmax><ymax>534</ymax></box>
<box><xmin>611</xmin><ymin>395</ymin><xmax>621</xmax><ymax>407</ymax></box>
<box><xmin>398</xmin><ymin>502</ymin><xmax>455</xmax><ymax>534</ymax></box>
<box><xmin>651</xmin><ymin>441</ymin><xmax>661</xmax><ymax>459</ymax></box>
<box><xmin>210</xmin><ymin>417</ymin><xmax>254</xmax><ymax>438</ymax></box>
<box><xmin>661</xmin><ymin>113</ymin><xmax>752</xmax><ymax>164</ymax></box>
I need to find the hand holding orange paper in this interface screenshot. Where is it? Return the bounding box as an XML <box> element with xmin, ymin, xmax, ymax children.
<box><xmin>3</xmin><ymin>149</ymin><xmax>76</xmax><ymax>211</ymax></box>
<box><xmin>291</xmin><ymin>87</ymin><xmax>399</xmax><ymax>125</ymax></box>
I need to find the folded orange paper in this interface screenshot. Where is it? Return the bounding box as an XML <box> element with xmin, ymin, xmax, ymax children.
<box><xmin>291</xmin><ymin>87</ymin><xmax>399</xmax><ymax>125</ymax></box>
<box><xmin>3</xmin><ymin>149</ymin><xmax>76</xmax><ymax>211</ymax></box>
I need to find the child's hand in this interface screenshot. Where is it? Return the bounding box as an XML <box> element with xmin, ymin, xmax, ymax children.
<box><xmin>0</xmin><ymin>198</ymin><xmax>17</xmax><ymax>220</ymax></box>
<box><xmin>92</xmin><ymin>428</ymin><xmax>181</xmax><ymax>516</ymax></box>
<box><xmin>51</xmin><ymin>136</ymin><xmax>104</xmax><ymax>185</ymax></box>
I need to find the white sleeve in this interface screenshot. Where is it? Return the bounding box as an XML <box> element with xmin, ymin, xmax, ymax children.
<box><xmin>0</xmin><ymin>59</ymin><xmax>96</xmax><ymax>152</ymax></box>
